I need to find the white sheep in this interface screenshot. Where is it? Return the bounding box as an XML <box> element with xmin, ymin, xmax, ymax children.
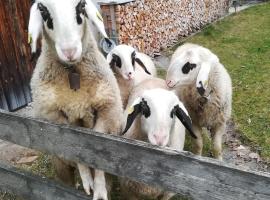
<box><xmin>166</xmin><ymin>43</ymin><xmax>232</xmax><ymax>160</ymax></box>
<box><xmin>107</xmin><ymin>44</ymin><xmax>157</xmax><ymax>108</ymax></box>
<box><xmin>28</xmin><ymin>1</ymin><xmax>123</xmax><ymax>199</ymax></box>
<box><xmin>120</xmin><ymin>78</ymin><xmax>196</xmax><ymax>200</ymax></box>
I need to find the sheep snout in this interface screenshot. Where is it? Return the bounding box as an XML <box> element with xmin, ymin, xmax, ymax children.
<box><xmin>149</xmin><ymin>132</ymin><xmax>169</xmax><ymax>147</ymax></box>
<box><xmin>62</xmin><ymin>48</ymin><xmax>77</xmax><ymax>61</ymax></box>
<box><xmin>166</xmin><ymin>79</ymin><xmax>176</xmax><ymax>88</ymax></box>
<box><xmin>55</xmin><ymin>42</ymin><xmax>82</xmax><ymax>64</ymax></box>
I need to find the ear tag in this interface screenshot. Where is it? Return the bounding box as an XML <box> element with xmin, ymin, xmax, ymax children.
<box><xmin>128</xmin><ymin>106</ymin><xmax>134</xmax><ymax>114</ymax></box>
<box><xmin>96</xmin><ymin>11</ymin><xmax>103</xmax><ymax>22</ymax></box>
<box><xmin>204</xmin><ymin>80</ymin><xmax>208</xmax><ymax>88</ymax></box>
<box><xmin>28</xmin><ymin>34</ymin><xmax>32</xmax><ymax>44</ymax></box>
<box><xmin>68</xmin><ymin>70</ymin><xmax>80</xmax><ymax>91</ymax></box>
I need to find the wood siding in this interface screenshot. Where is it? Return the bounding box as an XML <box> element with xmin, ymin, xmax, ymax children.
<box><xmin>0</xmin><ymin>0</ymin><xmax>33</xmax><ymax>111</ymax></box>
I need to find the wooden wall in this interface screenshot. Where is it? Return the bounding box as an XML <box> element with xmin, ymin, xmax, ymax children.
<box><xmin>0</xmin><ymin>0</ymin><xmax>33</xmax><ymax>111</ymax></box>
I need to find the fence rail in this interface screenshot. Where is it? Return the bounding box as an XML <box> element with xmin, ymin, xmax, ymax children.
<box><xmin>0</xmin><ymin>161</ymin><xmax>90</xmax><ymax>200</ymax></box>
<box><xmin>0</xmin><ymin>110</ymin><xmax>270</xmax><ymax>200</ymax></box>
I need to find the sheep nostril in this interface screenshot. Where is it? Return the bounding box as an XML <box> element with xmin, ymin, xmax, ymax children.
<box><xmin>62</xmin><ymin>48</ymin><xmax>77</xmax><ymax>61</ymax></box>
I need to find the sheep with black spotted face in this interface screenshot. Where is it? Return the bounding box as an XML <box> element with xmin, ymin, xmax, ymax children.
<box><xmin>107</xmin><ymin>44</ymin><xmax>157</xmax><ymax>108</ymax></box>
<box><xmin>29</xmin><ymin>1</ymin><xmax>123</xmax><ymax>200</ymax></box>
<box><xmin>166</xmin><ymin>43</ymin><xmax>232</xmax><ymax>160</ymax></box>
<box><xmin>120</xmin><ymin>78</ymin><xmax>196</xmax><ymax>200</ymax></box>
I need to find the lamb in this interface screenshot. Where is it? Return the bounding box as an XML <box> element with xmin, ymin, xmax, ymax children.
<box><xmin>28</xmin><ymin>1</ymin><xmax>123</xmax><ymax>199</ymax></box>
<box><xmin>120</xmin><ymin>78</ymin><xmax>196</xmax><ymax>200</ymax></box>
<box><xmin>107</xmin><ymin>44</ymin><xmax>157</xmax><ymax>108</ymax></box>
<box><xmin>166</xmin><ymin>43</ymin><xmax>232</xmax><ymax>160</ymax></box>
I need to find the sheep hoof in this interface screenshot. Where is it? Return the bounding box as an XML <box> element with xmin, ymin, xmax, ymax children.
<box><xmin>93</xmin><ymin>183</ymin><xmax>108</xmax><ymax>200</ymax></box>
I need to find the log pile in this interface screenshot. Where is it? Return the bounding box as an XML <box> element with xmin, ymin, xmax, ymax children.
<box><xmin>113</xmin><ymin>0</ymin><xmax>229</xmax><ymax>56</ymax></box>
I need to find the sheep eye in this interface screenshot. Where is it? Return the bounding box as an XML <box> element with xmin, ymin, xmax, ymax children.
<box><xmin>38</xmin><ymin>3</ymin><xmax>53</xmax><ymax>30</ymax></box>
<box><xmin>182</xmin><ymin>62</ymin><xmax>196</xmax><ymax>74</ymax></box>
<box><xmin>76</xmin><ymin>0</ymin><xmax>88</xmax><ymax>25</ymax></box>
<box><xmin>131</xmin><ymin>51</ymin><xmax>136</xmax><ymax>66</ymax></box>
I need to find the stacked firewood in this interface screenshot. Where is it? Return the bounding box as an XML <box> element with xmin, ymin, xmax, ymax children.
<box><xmin>114</xmin><ymin>0</ymin><xmax>229</xmax><ymax>56</ymax></box>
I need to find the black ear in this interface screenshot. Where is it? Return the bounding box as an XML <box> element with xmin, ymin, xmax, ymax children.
<box><xmin>197</xmin><ymin>81</ymin><xmax>205</xmax><ymax>96</ymax></box>
<box><xmin>135</xmin><ymin>58</ymin><xmax>151</xmax><ymax>75</ymax></box>
<box><xmin>122</xmin><ymin>98</ymin><xmax>151</xmax><ymax>134</ymax></box>
<box><xmin>182</xmin><ymin>62</ymin><xmax>197</xmax><ymax>74</ymax></box>
<box><xmin>109</xmin><ymin>54</ymin><xmax>121</xmax><ymax>68</ymax></box>
<box><xmin>171</xmin><ymin>105</ymin><xmax>197</xmax><ymax>139</ymax></box>
<box><xmin>104</xmin><ymin>38</ymin><xmax>112</xmax><ymax>48</ymax></box>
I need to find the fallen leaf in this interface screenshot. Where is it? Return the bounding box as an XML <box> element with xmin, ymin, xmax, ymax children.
<box><xmin>16</xmin><ymin>156</ymin><xmax>39</xmax><ymax>164</ymax></box>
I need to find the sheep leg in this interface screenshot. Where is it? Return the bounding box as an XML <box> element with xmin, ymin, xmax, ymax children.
<box><xmin>53</xmin><ymin>157</ymin><xmax>75</xmax><ymax>186</ymax></box>
<box><xmin>77</xmin><ymin>163</ymin><xmax>94</xmax><ymax>195</ymax></box>
<box><xmin>92</xmin><ymin>120</ymin><xmax>108</xmax><ymax>200</ymax></box>
<box><xmin>191</xmin><ymin>125</ymin><xmax>203</xmax><ymax>156</ymax></box>
<box><xmin>93</xmin><ymin>169</ymin><xmax>108</xmax><ymax>200</ymax></box>
<box><xmin>211</xmin><ymin>124</ymin><xmax>225</xmax><ymax>161</ymax></box>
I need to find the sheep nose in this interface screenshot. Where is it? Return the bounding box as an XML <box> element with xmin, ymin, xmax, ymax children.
<box><xmin>62</xmin><ymin>48</ymin><xmax>77</xmax><ymax>61</ymax></box>
<box><xmin>153</xmin><ymin>133</ymin><xmax>166</xmax><ymax>146</ymax></box>
<box><xmin>166</xmin><ymin>80</ymin><xmax>174</xmax><ymax>88</ymax></box>
<box><xmin>127</xmin><ymin>72</ymin><xmax>133</xmax><ymax>79</ymax></box>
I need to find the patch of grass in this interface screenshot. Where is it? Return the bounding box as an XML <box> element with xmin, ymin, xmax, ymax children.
<box><xmin>171</xmin><ymin>3</ymin><xmax>270</xmax><ymax>159</ymax></box>
<box><xmin>18</xmin><ymin>154</ymin><xmax>55</xmax><ymax>178</ymax></box>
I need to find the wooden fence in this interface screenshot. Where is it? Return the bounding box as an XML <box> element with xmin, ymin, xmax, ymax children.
<box><xmin>0</xmin><ymin>110</ymin><xmax>270</xmax><ymax>200</ymax></box>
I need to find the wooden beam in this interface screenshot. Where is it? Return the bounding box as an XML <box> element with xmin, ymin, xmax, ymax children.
<box><xmin>0</xmin><ymin>110</ymin><xmax>270</xmax><ymax>200</ymax></box>
<box><xmin>0</xmin><ymin>161</ymin><xmax>90</xmax><ymax>200</ymax></box>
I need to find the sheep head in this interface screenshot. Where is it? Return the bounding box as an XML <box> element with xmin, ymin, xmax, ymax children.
<box><xmin>122</xmin><ymin>89</ymin><xmax>196</xmax><ymax>147</ymax></box>
<box><xmin>166</xmin><ymin>46</ymin><xmax>219</xmax><ymax>96</ymax></box>
<box><xmin>28</xmin><ymin>0</ymin><xmax>108</xmax><ymax>65</ymax></box>
<box><xmin>107</xmin><ymin>45</ymin><xmax>151</xmax><ymax>81</ymax></box>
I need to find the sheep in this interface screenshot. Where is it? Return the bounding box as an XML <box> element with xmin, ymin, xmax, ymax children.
<box><xmin>166</xmin><ymin>43</ymin><xmax>232</xmax><ymax>160</ymax></box>
<box><xmin>28</xmin><ymin>1</ymin><xmax>123</xmax><ymax>199</ymax></box>
<box><xmin>107</xmin><ymin>44</ymin><xmax>157</xmax><ymax>108</ymax></box>
<box><xmin>120</xmin><ymin>78</ymin><xmax>196</xmax><ymax>200</ymax></box>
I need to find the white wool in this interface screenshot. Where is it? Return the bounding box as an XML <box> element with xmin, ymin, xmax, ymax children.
<box><xmin>166</xmin><ymin>43</ymin><xmax>232</xmax><ymax>160</ymax></box>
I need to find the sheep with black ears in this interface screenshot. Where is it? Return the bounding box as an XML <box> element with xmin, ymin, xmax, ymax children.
<box><xmin>107</xmin><ymin>44</ymin><xmax>157</xmax><ymax>108</ymax></box>
<box><xmin>120</xmin><ymin>78</ymin><xmax>196</xmax><ymax>200</ymax></box>
<box><xmin>166</xmin><ymin>43</ymin><xmax>232</xmax><ymax>160</ymax></box>
<box><xmin>28</xmin><ymin>0</ymin><xmax>123</xmax><ymax>199</ymax></box>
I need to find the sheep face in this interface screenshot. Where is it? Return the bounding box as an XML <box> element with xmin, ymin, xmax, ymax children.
<box><xmin>123</xmin><ymin>89</ymin><xmax>196</xmax><ymax>147</ymax></box>
<box><xmin>28</xmin><ymin>0</ymin><xmax>107</xmax><ymax>65</ymax></box>
<box><xmin>166</xmin><ymin>52</ymin><xmax>200</xmax><ymax>89</ymax></box>
<box><xmin>166</xmin><ymin>46</ymin><xmax>219</xmax><ymax>96</ymax></box>
<box><xmin>107</xmin><ymin>45</ymin><xmax>151</xmax><ymax>80</ymax></box>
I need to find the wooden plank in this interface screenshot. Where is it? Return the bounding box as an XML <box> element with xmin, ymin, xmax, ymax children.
<box><xmin>0</xmin><ymin>110</ymin><xmax>270</xmax><ymax>200</ymax></box>
<box><xmin>0</xmin><ymin>161</ymin><xmax>91</xmax><ymax>200</ymax></box>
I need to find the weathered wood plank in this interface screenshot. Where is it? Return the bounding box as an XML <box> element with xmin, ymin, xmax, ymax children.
<box><xmin>0</xmin><ymin>161</ymin><xmax>91</xmax><ymax>200</ymax></box>
<box><xmin>0</xmin><ymin>110</ymin><xmax>270</xmax><ymax>200</ymax></box>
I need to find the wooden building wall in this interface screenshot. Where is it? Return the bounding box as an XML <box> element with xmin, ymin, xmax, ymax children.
<box><xmin>0</xmin><ymin>0</ymin><xmax>33</xmax><ymax>111</ymax></box>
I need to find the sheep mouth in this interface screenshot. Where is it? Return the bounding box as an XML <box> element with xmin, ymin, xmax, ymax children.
<box><xmin>166</xmin><ymin>80</ymin><xmax>178</xmax><ymax>88</ymax></box>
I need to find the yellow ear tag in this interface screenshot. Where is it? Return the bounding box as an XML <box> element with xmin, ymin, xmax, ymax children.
<box><xmin>28</xmin><ymin>34</ymin><xmax>32</xmax><ymax>44</ymax></box>
<box><xmin>96</xmin><ymin>11</ymin><xmax>103</xmax><ymax>22</ymax></box>
<box><xmin>204</xmin><ymin>80</ymin><xmax>208</xmax><ymax>88</ymax></box>
<box><xmin>128</xmin><ymin>106</ymin><xmax>134</xmax><ymax>114</ymax></box>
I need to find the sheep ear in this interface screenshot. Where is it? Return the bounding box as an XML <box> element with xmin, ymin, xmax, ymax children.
<box><xmin>28</xmin><ymin>2</ymin><xmax>43</xmax><ymax>54</ymax></box>
<box><xmin>135</xmin><ymin>56</ymin><xmax>151</xmax><ymax>75</ymax></box>
<box><xmin>85</xmin><ymin>0</ymin><xmax>108</xmax><ymax>39</ymax></box>
<box><xmin>122</xmin><ymin>98</ymin><xmax>151</xmax><ymax>134</ymax></box>
<box><xmin>171</xmin><ymin>104</ymin><xmax>197</xmax><ymax>139</ymax></box>
<box><xmin>196</xmin><ymin>62</ymin><xmax>211</xmax><ymax>96</ymax></box>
